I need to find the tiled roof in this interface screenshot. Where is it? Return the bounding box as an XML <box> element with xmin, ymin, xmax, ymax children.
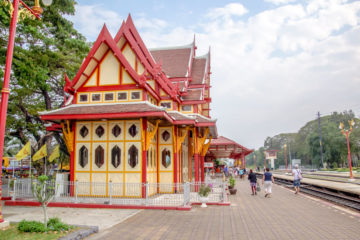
<box><xmin>191</xmin><ymin>58</ymin><xmax>206</xmax><ymax>85</ymax></box>
<box><xmin>191</xmin><ymin>114</ymin><xmax>216</xmax><ymax>124</ymax></box>
<box><xmin>182</xmin><ymin>89</ymin><xmax>202</xmax><ymax>101</ymax></box>
<box><xmin>41</xmin><ymin>102</ymin><xmax>165</xmax><ymax>116</ymax></box>
<box><xmin>172</xmin><ymin>81</ymin><xmax>187</xmax><ymax>92</ymax></box>
<box><xmin>168</xmin><ymin>111</ymin><xmax>195</xmax><ymax>122</ymax></box>
<box><xmin>150</xmin><ymin>48</ymin><xmax>191</xmax><ymax>78</ymax></box>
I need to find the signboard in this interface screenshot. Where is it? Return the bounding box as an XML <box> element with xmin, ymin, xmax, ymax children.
<box><xmin>204</xmin><ymin>162</ymin><xmax>214</xmax><ymax>168</ymax></box>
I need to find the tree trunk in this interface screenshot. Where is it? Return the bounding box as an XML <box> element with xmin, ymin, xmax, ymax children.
<box><xmin>42</xmin><ymin>204</ymin><xmax>47</xmax><ymax>229</ymax></box>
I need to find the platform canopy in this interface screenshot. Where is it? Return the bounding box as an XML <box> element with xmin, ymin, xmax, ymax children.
<box><xmin>206</xmin><ymin>136</ymin><xmax>253</xmax><ymax>159</ymax></box>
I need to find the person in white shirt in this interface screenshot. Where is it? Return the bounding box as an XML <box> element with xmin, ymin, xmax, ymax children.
<box><xmin>292</xmin><ymin>164</ymin><xmax>302</xmax><ymax>194</ymax></box>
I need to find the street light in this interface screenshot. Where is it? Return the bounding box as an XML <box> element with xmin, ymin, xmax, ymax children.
<box><xmin>284</xmin><ymin>144</ymin><xmax>288</xmax><ymax>171</ymax></box>
<box><xmin>339</xmin><ymin>119</ymin><xmax>355</xmax><ymax>180</ymax></box>
<box><xmin>0</xmin><ymin>0</ymin><xmax>52</xmax><ymax>226</ymax></box>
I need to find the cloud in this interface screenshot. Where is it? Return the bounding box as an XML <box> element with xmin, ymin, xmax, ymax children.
<box><xmin>69</xmin><ymin>0</ymin><xmax>360</xmax><ymax>148</ymax></box>
<box><xmin>207</xmin><ymin>3</ymin><xmax>248</xmax><ymax>19</ymax></box>
<box><xmin>265</xmin><ymin>0</ymin><xmax>297</xmax><ymax>5</ymax></box>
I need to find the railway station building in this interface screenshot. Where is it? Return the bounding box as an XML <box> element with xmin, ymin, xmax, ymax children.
<box><xmin>40</xmin><ymin>15</ymin><xmax>217</xmax><ymax>197</ymax></box>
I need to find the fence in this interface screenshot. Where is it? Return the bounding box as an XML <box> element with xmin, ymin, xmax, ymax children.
<box><xmin>1</xmin><ymin>177</ymin><xmax>228</xmax><ymax>207</ymax></box>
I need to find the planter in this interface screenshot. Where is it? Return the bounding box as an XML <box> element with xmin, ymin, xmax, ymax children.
<box><xmin>199</xmin><ymin>196</ymin><xmax>209</xmax><ymax>208</ymax></box>
<box><xmin>229</xmin><ymin>188</ymin><xmax>237</xmax><ymax>195</ymax></box>
<box><xmin>228</xmin><ymin>185</ymin><xmax>234</xmax><ymax>190</ymax></box>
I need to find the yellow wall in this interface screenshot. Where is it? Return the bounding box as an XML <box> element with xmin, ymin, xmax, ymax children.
<box><xmin>74</xmin><ymin>119</ymin><xmax>143</xmax><ymax>197</ymax></box>
<box><xmin>158</xmin><ymin>127</ymin><xmax>174</xmax><ymax>192</ymax></box>
<box><xmin>99</xmin><ymin>51</ymin><xmax>120</xmax><ymax>86</ymax></box>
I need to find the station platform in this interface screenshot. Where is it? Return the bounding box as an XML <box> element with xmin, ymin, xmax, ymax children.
<box><xmin>257</xmin><ymin>172</ymin><xmax>360</xmax><ymax>196</ymax></box>
<box><xmin>86</xmin><ymin>178</ymin><xmax>360</xmax><ymax>240</ymax></box>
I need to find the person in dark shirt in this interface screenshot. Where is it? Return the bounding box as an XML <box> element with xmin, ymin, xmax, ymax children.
<box><xmin>248</xmin><ymin>169</ymin><xmax>257</xmax><ymax>195</ymax></box>
<box><xmin>262</xmin><ymin>168</ymin><xmax>274</xmax><ymax>198</ymax></box>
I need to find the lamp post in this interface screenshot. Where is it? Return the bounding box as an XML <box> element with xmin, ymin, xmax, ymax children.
<box><xmin>339</xmin><ymin>119</ymin><xmax>355</xmax><ymax>180</ymax></box>
<box><xmin>284</xmin><ymin>144</ymin><xmax>287</xmax><ymax>171</ymax></box>
<box><xmin>0</xmin><ymin>0</ymin><xmax>52</xmax><ymax>226</ymax></box>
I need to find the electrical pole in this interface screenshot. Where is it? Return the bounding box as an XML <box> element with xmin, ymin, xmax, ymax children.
<box><xmin>317</xmin><ymin>112</ymin><xmax>324</xmax><ymax>168</ymax></box>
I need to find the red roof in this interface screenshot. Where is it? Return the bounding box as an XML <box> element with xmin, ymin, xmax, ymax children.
<box><xmin>182</xmin><ymin>89</ymin><xmax>202</xmax><ymax>101</ymax></box>
<box><xmin>208</xmin><ymin>136</ymin><xmax>253</xmax><ymax>159</ymax></box>
<box><xmin>191</xmin><ymin>58</ymin><xmax>206</xmax><ymax>85</ymax></box>
<box><xmin>150</xmin><ymin>47</ymin><xmax>192</xmax><ymax>78</ymax></box>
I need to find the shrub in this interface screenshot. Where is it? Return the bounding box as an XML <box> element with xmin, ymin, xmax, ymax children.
<box><xmin>198</xmin><ymin>185</ymin><xmax>212</xmax><ymax>197</ymax></box>
<box><xmin>18</xmin><ymin>220</ymin><xmax>46</xmax><ymax>232</ymax></box>
<box><xmin>47</xmin><ymin>217</ymin><xmax>71</xmax><ymax>231</ymax></box>
<box><xmin>229</xmin><ymin>176</ymin><xmax>236</xmax><ymax>188</ymax></box>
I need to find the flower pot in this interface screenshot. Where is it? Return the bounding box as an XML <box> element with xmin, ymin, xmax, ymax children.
<box><xmin>229</xmin><ymin>188</ymin><xmax>237</xmax><ymax>195</ymax></box>
<box><xmin>199</xmin><ymin>196</ymin><xmax>209</xmax><ymax>208</ymax></box>
<box><xmin>228</xmin><ymin>185</ymin><xmax>234</xmax><ymax>190</ymax></box>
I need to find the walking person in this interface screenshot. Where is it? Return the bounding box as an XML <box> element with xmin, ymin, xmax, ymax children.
<box><xmin>262</xmin><ymin>168</ymin><xmax>274</xmax><ymax>198</ymax></box>
<box><xmin>292</xmin><ymin>164</ymin><xmax>302</xmax><ymax>194</ymax></box>
<box><xmin>248</xmin><ymin>169</ymin><xmax>257</xmax><ymax>195</ymax></box>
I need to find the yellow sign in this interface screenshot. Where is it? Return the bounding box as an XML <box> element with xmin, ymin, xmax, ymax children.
<box><xmin>33</xmin><ymin>144</ymin><xmax>47</xmax><ymax>161</ymax></box>
<box><xmin>15</xmin><ymin>141</ymin><xmax>31</xmax><ymax>160</ymax></box>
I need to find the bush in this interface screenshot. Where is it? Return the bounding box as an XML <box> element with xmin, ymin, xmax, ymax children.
<box><xmin>18</xmin><ymin>220</ymin><xmax>46</xmax><ymax>232</ymax></box>
<box><xmin>17</xmin><ymin>218</ymin><xmax>71</xmax><ymax>233</ymax></box>
<box><xmin>47</xmin><ymin>217</ymin><xmax>71</xmax><ymax>231</ymax></box>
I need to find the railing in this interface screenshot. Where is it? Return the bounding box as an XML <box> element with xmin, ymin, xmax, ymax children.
<box><xmin>1</xmin><ymin>178</ymin><xmax>228</xmax><ymax>207</ymax></box>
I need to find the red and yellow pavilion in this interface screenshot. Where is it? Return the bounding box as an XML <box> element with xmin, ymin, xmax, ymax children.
<box><xmin>40</xmin><ymin>15</ymin><xmax>217</xmax><ymax>197</ymax></box>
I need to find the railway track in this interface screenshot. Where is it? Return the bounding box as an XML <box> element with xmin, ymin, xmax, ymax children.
<box><xmin>274</xmin><ymin>177</ymin><xmax>360</xmax><ymax>211</ymax></box>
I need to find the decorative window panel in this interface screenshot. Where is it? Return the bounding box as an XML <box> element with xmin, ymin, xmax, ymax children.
<box><xmin>181</xmin><ymin>105</ymin><xmax>192</xmax><ymax>111</ymax></box>
<box><xmin>160</xmin><ymin>102</ymin><xmax>171</xmax><ymax>109</ymax></box>
<box><xmin>128</xmin><ymin>145</ymin><xmax>138</xmax><ymax>168</ymax></box>
<box><xmin>162</xmin><ymin>149</ymin><xmax>171</xmax><ymax>168</ymax></box>
<box><xmin>112</xmin><ymin>125</ymin><xmax>121</xmax><ymax>137</ymax></box>
<box><xmin>128</xmin><ymin>124</ymin><xmax>138</xmax><ymax>137</ymax></box>
<box><xmin>79</xmin><ymin>146</ymin><xmax>88</xmax><ymax>168</ymax></box>
<box><xmin>162</xmin><ymin>130</ymin><xmax>170</xmax><ymax>142</ymax></box>
<box><xmin>95</xmin><ymin>145</ymin><xmax>105</xmax><ymax>168</ymax></box>
<box><xmin>95</xmin><ymin>125</ymin><xmax>105</xmax><ymax>138</ymax></box>
<box><xmin>111</xmin><ymin>146</ymin><xmax>121</xmax><ymax>168</ymax></box>
<box><xmin>80</xmin><ymin>126</ymin><xmax>89</xmax><ymax>138</ymax></box>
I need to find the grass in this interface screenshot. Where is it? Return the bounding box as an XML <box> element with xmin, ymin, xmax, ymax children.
<box><xmin>0</xmin><ymin>223</ymin><xmax>77</xmax><ymax>240</ymax></box>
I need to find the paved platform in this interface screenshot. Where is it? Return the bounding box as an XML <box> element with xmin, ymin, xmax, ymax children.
<box><xmin>86</xmin><ymin>179</ymin><xmax>360</xmax><ymax>240</ymax></box>
<box><xmin>261</xmin><ymin>173</ymin><xmax>360</xmax><ymax>196</ymax></box>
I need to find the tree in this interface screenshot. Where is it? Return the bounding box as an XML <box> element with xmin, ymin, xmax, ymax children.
<box><xmin>0</xmin><ymin>0</ymin><xmax>90</xmax><ymax>170</ymax></box>
<box><xmin>32</xmin><ymin>175</ymin><xmax>56</xmax><ymax>228</ymax></box>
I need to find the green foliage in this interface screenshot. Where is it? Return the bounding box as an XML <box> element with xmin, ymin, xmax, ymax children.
<box><xmin>198</xmin><ymin>184</ymin><xmax>212</xmax><ymax>197</ymax></box>
<box><xmin>0</xmin><ymin>0</ymin><xmax>90</xmax><ymax>174</ymax></box>
<box><xmin>254</xmin><ymin>111</ymin><xmax>360</xmax><ymax>169</ymax></box>
<box><xmin>32</xmin><ymin>175</ymin><xmax>57</xmax><ymax>228</ymax></box>
<box><xmin>18</xmin><ymin>220</ymin><xmax>46</xmax><ymax>232</ymax></box>
<box><xmin>229</xmin><ymin>176</ymin><xmax>236</xmax><ymax>188</ymax></box>
<box><xmin>47</xmin><ymin>218</ymin><xmax>71</xmax><ymax>231</ymax></box>
<box><xmin>17</xmin><ymin>218</ymin><xmax>71</xmax><ymax>233</ymax></box>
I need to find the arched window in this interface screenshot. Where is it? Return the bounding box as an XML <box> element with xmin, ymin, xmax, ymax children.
<box><xmin>111</xmin><ymin>146</ymin><xmax>121</xmax><ymax>168</ymax></box>
<box><xmin>112</xmin><ymin>125</ymin><xmax>121</xmax><ymax>137</ymax></box>
<box><xmin>128</xmin><ymin>145</ymin><xmax>138</xmax><ymax>168</ymax></box>
<box><xmin>79</xmin><ymin>146</ymin><xmax>88</xmax><ymax>168</ymax></box>
<box><xmin>95</xmin><ymin>145</ymin><xmax>105</xmax><ymax>168</ymax></box>
<box><xmin>162</xmin><ymin>149</ymin><xmax>171</xmax><ymax>168</ymax></box>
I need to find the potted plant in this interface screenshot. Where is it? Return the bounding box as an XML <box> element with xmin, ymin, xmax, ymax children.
<box><xmin>229</xmin><ymin>176</ymin><xmax>237</xmax><ymax>195</ymax></box>
<box><xmin>198</xmin><ymin>184</ymin><xmax>212</xmax><ymax>208</ymax></box>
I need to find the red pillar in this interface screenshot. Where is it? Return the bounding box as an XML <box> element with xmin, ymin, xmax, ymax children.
<box><xmin>142</xmin><ymin>119</ymin><xmax>147</xmax><ymax>198</ymax></box>
<box><xmin>173</xmin><ymin>127</ymin><xmax>178</xmax><ymax>191</ymax></box>
<box><xmin>200</xmin><ymin>155</ymin><xmax>205</xmax><ymax>183</ymax></box>
<box><xmin>0</xmin><ymin>0</ymin><xmax>20</xmax><ymax>224</ymax></box>
<box><xmin>242</xmin><ymin>153</ymin><xmax>245</xmax><ymax>169</ymax></box>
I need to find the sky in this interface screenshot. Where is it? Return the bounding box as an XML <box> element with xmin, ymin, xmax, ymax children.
<box><xmin>68</xmin><ymin>0</ymin><xmax>360</xmax><ymax>149</ymax></box>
